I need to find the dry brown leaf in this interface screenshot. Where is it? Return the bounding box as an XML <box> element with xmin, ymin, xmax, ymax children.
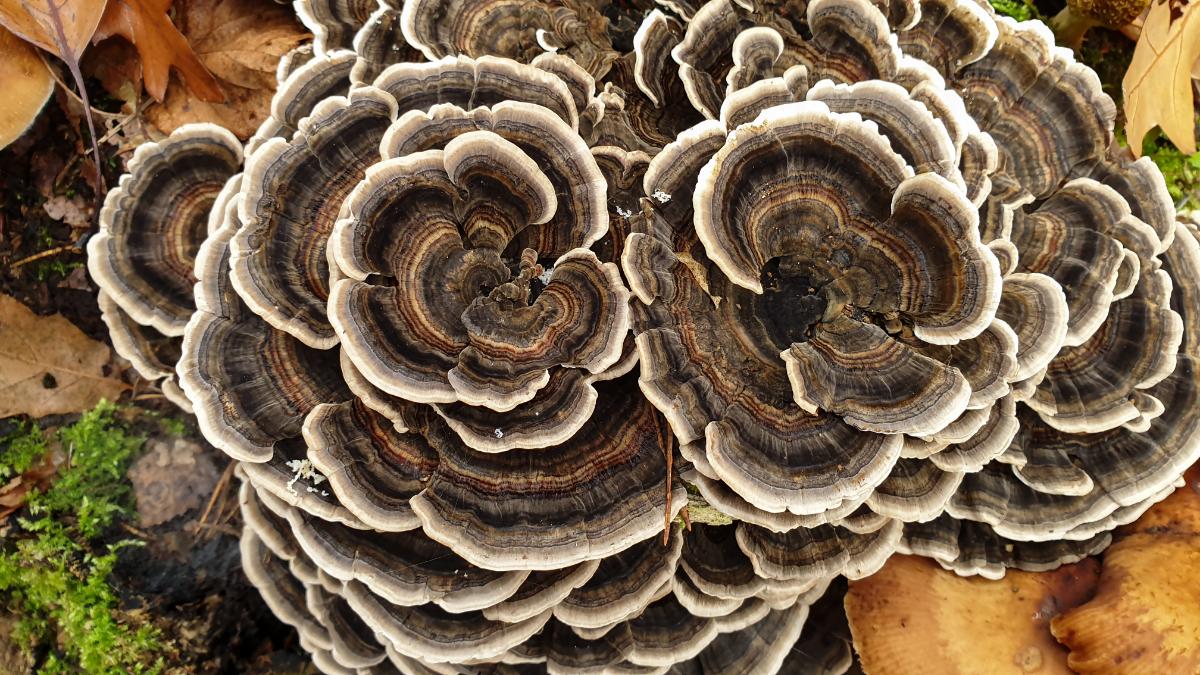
<box><xmin>0</xmin><ymin>0</ymin><xmax>106</xmax><ymax>61</ymax></box>
<box><xmin>145</xmin><ymin>0</ymin><xmax>307</xmax><ymax>138</ymax></box>
<box><xmin>93</xmin><ymin>0</ymin><xmax>223</xmax><ymax>103</ymax></box>
<box><xmin>1123</xmin><ymin>0</ymin><xmax>1200</xmax><ymax>156</ymax></box>
<box><xmin>0</xmin><ymin>294</ymin><xmax>127</xmax><ymax>418</ymax></box>
<box><xmin>0</xmin><ymin>452</ymin><xmax>63</xmax><ymax>520</ymax></box>
<box><xmin>0</xmin><ymin>25</ymin><xmax>54</xmax><ymax>149</ymax></box>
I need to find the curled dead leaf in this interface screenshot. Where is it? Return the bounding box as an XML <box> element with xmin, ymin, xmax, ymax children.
<box><xmin>143</xmin><ymin>0</ymin><xmax>308</xmax><ymax>138</ymax></box>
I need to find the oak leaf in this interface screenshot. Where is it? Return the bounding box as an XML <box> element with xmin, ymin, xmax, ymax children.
<box><xmin>1123</xmin><ymin>0</ymin><xmax>1200</xmax><ymax>156</ymax></box>
<box><xmin>93</xmin><ymin>0</ymin><xmax>223</xmax><ymax>103</ymax></box>
<box><xmin>0</xmin><ymin>25</ymin><xmax>54</xmax><ymax>149</ymax></box>
<box><xmin>0</xmin><ymin>294</ymin><xmax>127</xmax><ymax>419</ymax></box>
<box><xmin>145</xmin><ymin>0</ymin><xmax>307</xmax><ymax>138</ymax></box>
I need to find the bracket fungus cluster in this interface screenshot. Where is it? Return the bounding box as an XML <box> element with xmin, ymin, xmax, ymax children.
<box><xmin>89</xmin><ymin>0</ymin><xmax>1200</xmax><ymax>671</ymax></box>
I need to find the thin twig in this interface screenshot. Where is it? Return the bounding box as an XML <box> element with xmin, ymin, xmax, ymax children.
<box><xmin>10</xmin><ymin>245</ymin><xmax>80</xmax><ymax>270</ymax></box>
<box><xmin>44</xmin><ymin>0</ymin><xmax>106</xmax><ymax>205</ymax></box>
<box><xmin>199</xmin><ymin>461</ymin><xmax>236</xmax><ymax>527</ymax></box>
<box><xmin>119</xmin><ymin>522</ymin><xmax>152</xmax><ymax>539</ymax></box>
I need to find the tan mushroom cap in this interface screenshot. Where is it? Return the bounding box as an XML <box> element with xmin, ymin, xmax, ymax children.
<box><xmin>846</xmin><ymin>554</ymin><xmax>1099</xmax><ymax>674</ymax></box>
<box><xmin>89</xmin><ymin>124</ymin><xmax>242</xmax><ymax>336</ymax></box>
<box><xmin>1051</xmin><ymin>466</ymin><xmax>1200</xmax><ymax>674</ymax></box>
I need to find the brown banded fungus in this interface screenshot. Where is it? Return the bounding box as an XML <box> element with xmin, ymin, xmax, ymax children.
<box><xmin>88</xmin><ymin>124</ymin><xmax>241</xmax><ymax>411</ymax></box>
<box><xmin>85</xmin><ymin>0</ymin><xmax>1200</xmax><ymax>670</ymax></box>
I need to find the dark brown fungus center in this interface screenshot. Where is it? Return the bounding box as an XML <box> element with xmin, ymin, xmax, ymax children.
<box><xmin>753</xmin><ymin>256</ymin><xmax>829</xmax><ymax>349</ymax></box>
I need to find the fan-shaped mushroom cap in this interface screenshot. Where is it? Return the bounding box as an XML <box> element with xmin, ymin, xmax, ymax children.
<box><xmin>481</xmin><ymin>561</ymin><xmax>600</xmax><ymax>623</ymax></box>
<box><xmin>409</xmin><ymin>378</ymin><xmax>686</xmax><ymax>571</ymax></box>
<box><xmin>247</xmin><ymin>49</ymin><xmax>356</xmax><ymax>157</ymax></box>
<box><xmin>329</xmin><ymin>131</ymin><xmax>625</xmax><ymax>411</ymax></box>
<box><xmin>399</xmin><ymin>0</ymin><xmax>618</xmax><ymax>77</ymax></box>
<box><xmin>1010</xmin><ymin>179</ymin><xmax>1160</xmax><ymax>349</ymax></box>
<box><xmin>554</xmin><ymin>528</ymin><xmax>684</xmax><ymax>629</ymax></box>
<box><xmin>1026</xmin><ymin>269</ymin><xmax>1182</xmax><ymax>434</ymax></box>
<box><xmin>343</xmin><ymin>580</ymin><xmax>553</xmax><ymax>663</ymax></box>
<box><xmin>239</xmin><ymin>439</ymin><xmax>368</xmax><ymax>530</ymax></box>
<box><xmin>89</xmin><ymin>124</ymin><xmax>242</xmax><ymax>336</ymax></box>
<box><xmin>945</xmin><ymin>351</ymin><xmax>1200</xmax><ymax>540</ymax></box>
<box><xmin>736</xmin><ymin>520</ymin><xmax>902</xmax><ymax>583</ymax></box>
<box><xmin>900</xmin><ymin>514</ymin><xmax>1111</xmax><ymax>579</ymax></box>
<box><xmin>350</xmin><ymin>2</ymin><xmax>424</xmax><ymax>85</ymax></box>
<box><xmin>432</xmin><ymin>338</ymin><xmax>639</xmax><ymax>452</ymax></box>
<box><xmin>949</xmin><ymin>18</ymin><xmax>1114</xmax><ymax>199</ymax></box>
<box><xmin>846</xmin><ymin>554</ymin><xmax>1099</xmax><ymax>674</ymax></box>
<box><xmin>865</xmin><ymin>458</ymin><xmax>963</xmax><ymax>522</ymax></box>
<box><xmin>236</xmin><ymin>87</ymin><xmax>397</xmax><ymax>347</ymax></box>
<box><xmin>179</xmin><ymin>192</ymin><xmax>351</xmax><ymax>463</ymax></box>
<box><xmin>97</xmin><ymin>291</ymin><xmax>191</xmax><ymax>413</ymax></box>
<box><xmin>665</xmin><ymin>602</ymin><xmax>813</xmax><ymax>675</ymax></box>
<box><xmin>295</xmin><ymin>0</ymin><xmax>377</xmax><ymax>54</ymax></box>
<box><xmin>255</xmin><ymin>488</ymin><xmax>530</xmax><ymax>612</ymax></box>
<box><xmin>305</xmin><ymin>585</ymin><xmax>389</xmax><ymax>668</ymax></box>
<box><xmin>1050</xmin><ymin>466</ymin><xmax>1200</xmax><ymax>674</ymax></box>
<box><xmin>240</xmin><ymin>528</ymin><xmax>334</xmax><ymax>652</ymax></box>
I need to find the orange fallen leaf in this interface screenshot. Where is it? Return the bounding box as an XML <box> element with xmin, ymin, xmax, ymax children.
<box><xmin>1123</xmin><ymin>0</ymin><xmax>1200</xmax><ymax>156</ymax></box>
<box><xmin>145</xmin><ymin>0</ymin><xmax>307</xmax><ymax>138</ymax></box>
<box><xmin>0</xmin><ymin>294</ymin><xmax>127</xmax><ymax>418</ymax></box>
<box><xmin>93</xmin><ymin>0</ymin><xmax>224</xmax><ymax>103</ymax></box>
<box><xmin>0</xmin><ymin>24</ymin><xmax>54</xmax><ymax>149</ymax></box>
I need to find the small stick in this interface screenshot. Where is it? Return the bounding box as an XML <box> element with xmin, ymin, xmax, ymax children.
<box><xmin>9</xmin><ymin>245</ymin><xmax>80</xmax><ymax>270</ymax></box>
<box><xmin>660</xmin><ymin>418</ymin><xmax>676</xmax><ymax>546</ymax></box>
<box><xmin>681</xmin><ymin>506</ymin><xmax>692</xmax><ymax>531</ymax></box>
<box><xmin>198</xmin><ymin>461</ymin><xmax>235</xmax><ymax>526</ymax></box>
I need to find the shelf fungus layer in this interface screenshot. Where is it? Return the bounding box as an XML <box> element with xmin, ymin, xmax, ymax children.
<box><xmin>89</xmin><ymin>124</ymin><xmax>242</xmax><ymax>336</ymax></box>
<box><xmin>83</xmin><ymin>0</ymin><xmax>1200</xmax><ymax>667</ymax></box>
<box><xmin>623</xmin><ymin>86</ymin><xmax>1002</xmax><ymax>521</ymax></box>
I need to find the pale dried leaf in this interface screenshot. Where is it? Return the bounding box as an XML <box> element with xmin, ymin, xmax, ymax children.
<box><xmin>145</xmin><ymin>0</ymin><xmax>307</xmax><ymax>138</ymax></box>
<box><xmin>1123</xmin><ymin>0</ymin><xmax>1200</xmax><ymax>155</ymax></box>
<box><xmin>0</xmin><ymin>294</ymin><xmax>126</xmax><ymax>418</ymax></box>
<box><xmin>0</xmin><ymin>0</ymin><xmax>106</xmax><ymax>61</ymax></box>
<box><xmin>94</xmin><ymin>0</ymin><xmax>223</xmax><ymax>102</ymax></box>
<box><xmin>0</xmin><ymin>25</ymin><xmax>54</xmax><ymax>149</ymax></box>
